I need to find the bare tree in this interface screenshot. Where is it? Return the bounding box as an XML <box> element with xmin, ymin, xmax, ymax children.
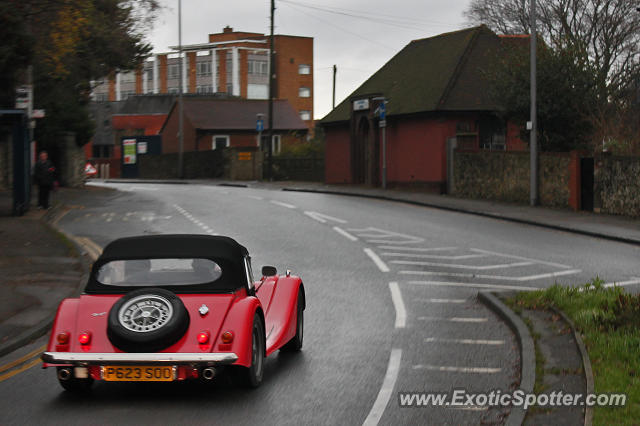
<box><xmin>465</xmin><ymin>0</ymin><xmax>640</xmax><ymax>99</ymax></box>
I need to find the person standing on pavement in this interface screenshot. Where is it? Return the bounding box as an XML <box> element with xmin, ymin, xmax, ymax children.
<box><xmin>34</xmin><ymin>150</ymin><xmax>56</xmax><ymax>209</ymax></box>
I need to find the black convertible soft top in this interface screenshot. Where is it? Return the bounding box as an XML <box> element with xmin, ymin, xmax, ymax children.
<box><xmin>85</xmin><ymin>234</ymin><xmax>250</xmax><ymax>294</ymax></box>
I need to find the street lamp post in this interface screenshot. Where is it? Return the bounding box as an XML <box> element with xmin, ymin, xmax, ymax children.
<box><xmin>177</xmin><ymin>0</ymin><xmax>184</xmax><ymax>179</ymax></box>
<box><xmin>529</xmin><ymin>0</ymin><xmax>538</xmax><ymax>206</ymax></box>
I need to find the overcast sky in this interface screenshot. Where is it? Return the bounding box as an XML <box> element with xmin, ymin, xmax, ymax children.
<box><xmin>147</xmin><ymin>0</ymin><xmax>472</xmax><ymax>119</ymax></box>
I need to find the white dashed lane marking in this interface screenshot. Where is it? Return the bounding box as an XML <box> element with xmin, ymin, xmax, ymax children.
<box><xmin>412</xmin><ymin>365</ymin><xmax>502</xmax><ymax>374</ymax></box>
<box><xmin>173</xmin><ymin>204</ymin><xmax>217</xmax><ymax>235</ymax></box>
<box><xmin>424</xmin><ymin>337</ymin><xmax>505</xmax><ymax>345</ymax></box>
<box><xmin>389</xmin><ymin>282</ymin><xmax>406</xmax><ymax>329</ymax></box>
<box><xmin>270</xmin><ymin>200</ymin><xmax>297</xmax><ymax>209</ymax></box>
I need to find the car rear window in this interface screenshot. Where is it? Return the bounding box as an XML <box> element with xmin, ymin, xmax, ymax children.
<box><xmin>96</xmin><ymin>258</ymin><xmax>223</xmax><ymax>287</ymax></box>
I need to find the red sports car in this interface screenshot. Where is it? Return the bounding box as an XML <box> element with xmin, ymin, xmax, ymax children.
<box><xmin>41</xmin><ymin>234</ymin><xmax>305</xmax><ymax>391</ymax></box>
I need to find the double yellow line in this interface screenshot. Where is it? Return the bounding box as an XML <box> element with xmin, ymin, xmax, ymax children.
<box><xmin>0</xmin><ymin>345</ymin><xmax>47</xmax><ymax>382</ymax></box>
<box><xmin>0</xmin><ymin>236</ymin><xmax>103</xmax><ymax>382</ymax></box>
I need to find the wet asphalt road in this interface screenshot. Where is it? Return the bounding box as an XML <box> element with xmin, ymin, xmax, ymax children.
<box><xmin>1</xmin><ymin>182</ymin><xmax>638</xmax><ymax>426</ymax></box>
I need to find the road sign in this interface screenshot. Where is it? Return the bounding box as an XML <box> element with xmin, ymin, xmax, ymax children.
<box><xmin>15</xmin><ymin>85</ymin><xmax>32</xmax><ymax>110</ymax></box>
<box><xmin>379</xmin><ymin>119</ymin><xmax>386</xmax><ymax>128</ymax></box>
<box><xmin>238</xmin><ymin>152</ymin><xmax>252</xmax><ymax>161</ymax></box>
<box><xmin>353</xmin><ymin>99</ymin><xmax>370</xmax><ymax>111</ymax></box>
<box><xmin>256</xmin><ymin>119</ymin><xmax>264</xmax><ymax>132</ymax></box>
<box><xmin>379</xmin><ymin>102</ymin><xmax>386</xmax><ymax>120</ymax></box>
<box><xmin>32</xmin><ymin>109</ymin><xmax>45</xmax><ymax>119</ymax></box>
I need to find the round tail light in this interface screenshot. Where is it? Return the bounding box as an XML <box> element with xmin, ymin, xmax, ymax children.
<box><xmin>221</xmin><ymin>331</ymin><xmax>234</xmax><ymax>344</ymax></box>
<box><xmin>57</xmin><ymin>332</ymin><xmax>70</xmax><ymax>345</ymax></box>
<box><xmin>78</xmin><ymin>331</ymin><xmax>92</xmax><ymax>345</ymax></box>
<box><xmin>197</xmin><ymin>331</ymin><xmax>210</xmax><ymax>344</ymax></box>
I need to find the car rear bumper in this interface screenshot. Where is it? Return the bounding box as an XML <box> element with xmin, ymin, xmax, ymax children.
<box><xmin>41</xmin><ymin>351</ymin><xmax>238</xmax><ymax>366</ymax></box>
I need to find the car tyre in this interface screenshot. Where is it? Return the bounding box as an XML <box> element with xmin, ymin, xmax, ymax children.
<box><xmin>107</xmin><ymin>288</ymin><xmax>190</xmax><ymax>352</ymax></box>
<box><xmin>281</xmin><ymin>288</ymin><xmax>304</xmax><ymax>352</ymax></box>
<box><xmin>57</xmin><ymin>368</ymin><xmax>94</xmax><ymax>393</ymax></box>
<box><xmin>239</xmin><ymin>315</ymin><xmax>265</xmax><ymax>388</ymax></box>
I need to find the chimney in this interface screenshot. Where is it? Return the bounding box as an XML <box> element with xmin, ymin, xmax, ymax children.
<box><xmin>223</xmin><ymin>26</ymin><xmax>233</xmax><ymax>34</ymax></box>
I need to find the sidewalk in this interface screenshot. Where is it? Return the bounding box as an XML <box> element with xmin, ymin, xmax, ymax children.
<box><xmin>0</xmin><ymin>191</ymin><xmax>87</xmax><ymax>357</ymax></box>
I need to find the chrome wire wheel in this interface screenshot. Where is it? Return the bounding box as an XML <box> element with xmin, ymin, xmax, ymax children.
<box><xmin>118</xmin><ymin>294</ymin><xmax>174</xmax><ymax>332</ymax></box>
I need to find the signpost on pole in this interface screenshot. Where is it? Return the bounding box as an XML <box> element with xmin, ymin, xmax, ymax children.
<box><xmin>374</xmin><ymin>97</ymin><xmax>387</xmax><ymax>189</ymax></box>
<box><xmin>256</xmin><ymin>113</ymin><xmax>264</xmax><ymax>148</ymax></box>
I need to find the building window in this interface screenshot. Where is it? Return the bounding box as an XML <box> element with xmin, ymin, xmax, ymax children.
<box><xmin>196</xmin><ymin>85</ymin><xmax>212</xmax><ymax>94</ymax></box>
<box><xmin>168</xmin><ymin>64</ymin><xmax>180</xmax><ymax>80</ymax></box>
<box><xmin>226</xmin><ymin>83</ymin><xmax>233</xmax><ymax>93</ymax></box>
<box><xmin>212</xmin><ymin>135</ymin><xmax>230</xmax><ymax>150</ymax></box>
<box><xmin>247</xmin><ymin>84</ymin><xmax>268</xmax><ymax>99</ymax></box>
<box><xmin>168</xmin><ymin>87</ymin><xmax>179</xmax><ymax>94</ymax></box>
<box><xmin>248</xmin><ymin>60</ymin><xmax>268</xmax><ymax>75</ymax></box>
<box><xmin>298</xmin><ymin>87</ymin><xmax>311</xmax><ymax>98</ymax></box>
<box><xmin>92</xmin><ymin>145</ymin><xmax>113</xmax><ymax>158</ymax></box>
<box><xmin>197</xmin><ymin>61</ymin><xmax>212</xmax><ymax>77</ymax></box>
<box><xmin>299</xmin><ymin>110</ymin><xmax>311</xmax><ymax>121</ymax></box>
<box><xmin>120</xmin><ymin>71</ymin><xmax>135</xmax><ymax>83</ymax></box>
<box><xmin>272</xmin><ymin>134</ymin><xmax>281</xmax><ymax>154</ymax></box>
<box><xmin>94</xmin><ymin>93</ymin><xmax>107</xmax><ymax>102</ymax></box>
<box><xmin>298</xmin><ymin>64</ymin><xmax>311</xmax><ymax>75</ymax></box>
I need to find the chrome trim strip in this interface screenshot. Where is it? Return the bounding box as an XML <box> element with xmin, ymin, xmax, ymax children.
<box><xmin>42</xmin><ymin>352</ymin><xmax>238</xmax><ymax>365</ymax></box>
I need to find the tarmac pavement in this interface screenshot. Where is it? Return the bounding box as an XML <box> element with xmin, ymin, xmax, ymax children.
<box><xmin>2</xmin><ymin>180</ymin><xmax>638</xmax><ymax>424</ymax></box>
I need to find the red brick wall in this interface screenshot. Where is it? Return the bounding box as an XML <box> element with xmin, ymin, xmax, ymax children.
<box><xmin>274</xmin><ymin>35</ymin><xmax>313</xmax><ymax>127</ymax></box>
<box><xmin>160</xmin><ymin>109</ymin><xmax>197</xmax><ymax>153</ymax></box>
<box><xmin>507</xmin><ymin>121</ymin><xmax>527</xmax><ymax>151</ymax></box>
<box><xmin>187</xmin><ymin>52</ymin><xmax>196</xmax><ymax>93</ymax></box>
<box><xmin>218</xmin><ymin>50</ymin><xmax>227</xmax><ymax>93</ymax></box>
<box><xmin>324</xmin><ymin>125</ymin><xmax>352</xmax><ymax>184</ymax></box>
<box><xmin>240</xmin><ymin>50</ymin><xmax>248</xmax><ymax>98</ymax></box>
<box><xmin>158</xmin><ymin>54</ymin><xmax>168</xmax><ymax>94</ymax></box>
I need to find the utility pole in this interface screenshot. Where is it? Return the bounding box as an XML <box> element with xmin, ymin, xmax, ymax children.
<box><xmin>266</xmin><ymin>0</ymin><xmax>275</xmax><ymax>181</ymax></box>
<box><xmin>177</xmin><ymin>0</ymin><xmax>184</xmax><ymax>179</ymax></box>
<box><xmin>332</xmin><ymin>65</ymin><xmax>337</xmax><ymax>109</ymax></box>
<box><xmin>529</xmin><ymin>0</ymin><xmax>538</xmax><ymax>206</ymax></box>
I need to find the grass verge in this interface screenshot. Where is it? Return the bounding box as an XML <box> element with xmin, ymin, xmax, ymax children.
<box><xmin>508</xmin><ymin>279</ymin><xmax>639</xmax><ymax>425</ymax></box>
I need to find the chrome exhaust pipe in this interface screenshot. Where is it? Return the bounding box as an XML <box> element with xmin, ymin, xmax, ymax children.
<box><xmin>58</xmin><ymin>368</ymin><xmax>72</xmax><ymax>381</ymax></box>
<box><xmin>201</xmin><ymin>367</ymin><xmax>216</xmax><ymax>380</ymax></box>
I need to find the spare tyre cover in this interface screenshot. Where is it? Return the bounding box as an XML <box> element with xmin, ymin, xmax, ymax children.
<box><xmin>107</xmin><ymin>288</ymin><xmax>190</xmax><ymax>352</ymax></box>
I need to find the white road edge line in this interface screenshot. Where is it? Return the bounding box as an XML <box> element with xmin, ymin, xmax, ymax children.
<box><xmin>389</xmin><ymin>282</ymin><xmax>406</xmax><ymax>328</ymax></box>
<box><xmin>382</xmin><ymin>253</ymin><xmax>487</xmax><ymax>260</ymax></box>
<box><xmin>412</xmin><ymin>365</ymin><xmax>501</xmax><ymax>374</ymax></box>
<box><xmin>422</xmin><ymin>298</ymin><xmax>467</xmax><ymax>304</ymax></box>
<box><xmin>603</xmin><ymin>278</ymin><xmax>640</xmax><ymax>288</ymax></box>
<box><xmin>424</xmin><ymin>337</ymin><xmax>505</xmax><ymax>345</ymax></box>
<box><xmin>408</xmin><ymin>281</ymin><xmax>541</xmax><ymax>292</ymax></box>
<box><xmin>333</xmin><ymin>226</ymin><xmax>358</xmax><ymax>241</ymax></box>
<box><xmin>364</xmin><ymin>248</ymin><xmax>390</xmax><ymax>273</ymax></box>
<box><xmin>362</xmin><ymin>348</ymin><xmax>402</xmax><ymax>426</ymax></box>
<box><xmin>470</xmin><ymin>248</ymin><xmax>574</xmax><ymax>269</ymax></box>
<box><xmin>391</xmin><ymin>260</ymin><xmax>533</xmax><ymax>270</ymax></box>
<box><xmin>269</xmin><ymin>200</ymin><xmax>296</xmax><ymax>209</ymax></box>
<box><xmin>376</xmin><ymin>246</ymin><xmax>457</xmax><ymax>252</ymax></box>
<box><xmin>399</xmin><ymin>269</ymin><xmax>582</xmax><ymax>282</ymax></box>
<box><xmin>418</xmin><ymin>317</ymin><xmax>488</xmax><ymax>323</ymax></box>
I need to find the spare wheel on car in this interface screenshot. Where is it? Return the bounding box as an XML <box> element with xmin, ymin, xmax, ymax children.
<box><xmin>107</xmin><ymin>288</ymin><xmax>190</xmax><ymax>352</ymax></box>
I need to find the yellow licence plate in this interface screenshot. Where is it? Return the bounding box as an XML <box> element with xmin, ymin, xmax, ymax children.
<box><xmin>102</xmin><ymin>366</ymin><xmax>176</xmax><ymax>381</ymax></box>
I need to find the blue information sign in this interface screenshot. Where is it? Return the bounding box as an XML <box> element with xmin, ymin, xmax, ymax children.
<box><xmin>379</xmin><ymin>102</ymin><xmax>386</xmax><ymax>120</ymax></box>
<box><xmin>256</xmin><ymin>119</ymin><xmax>264</xmax><ymax>132</ymax></box>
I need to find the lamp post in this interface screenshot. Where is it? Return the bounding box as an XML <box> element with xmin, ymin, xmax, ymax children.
<box><xmin>177</xmin><ymin>0</ymin><xmax>184</xmax><ymax>179</ymax></box>
<box><xmin>529</xmin><ymin>0</ymin><xmax>538</xmax><ymax>206</ymax></box>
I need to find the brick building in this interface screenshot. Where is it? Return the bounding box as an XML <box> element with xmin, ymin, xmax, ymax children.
<box><xmin>92</xmin><ymin>27</ymin><xmax>314</xmax><ymax>128</ymax></box>
<box><xmin>160</xmin><ymin>98</ymin><xmax>308</xmax><ymax>154</ymax></box>
<box><xmin>321</xmin><ymin>26</ymin><xmax>527</xmax><ymax>191</ymax></box>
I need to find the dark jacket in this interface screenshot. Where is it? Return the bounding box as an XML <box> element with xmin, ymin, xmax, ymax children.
<box><xmin>34</xmin><ymin>160</ymin><xmax>56</xmax><ymax>186</ymax></box>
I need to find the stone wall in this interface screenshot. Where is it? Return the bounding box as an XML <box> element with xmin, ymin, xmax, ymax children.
<box><xmin>453</xmin><ymin>151</ymin><xmax>570</xmax><ymax>208</ymax></box>
<box><xmin>138</xmin><ymin>149</ymin><xmax>225</xmax><ymax>179</ymax></box>
<box><xmin>596</xmin><ymin>156</ymin><xmax>640</xmax><ymax>217</ymax></box>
